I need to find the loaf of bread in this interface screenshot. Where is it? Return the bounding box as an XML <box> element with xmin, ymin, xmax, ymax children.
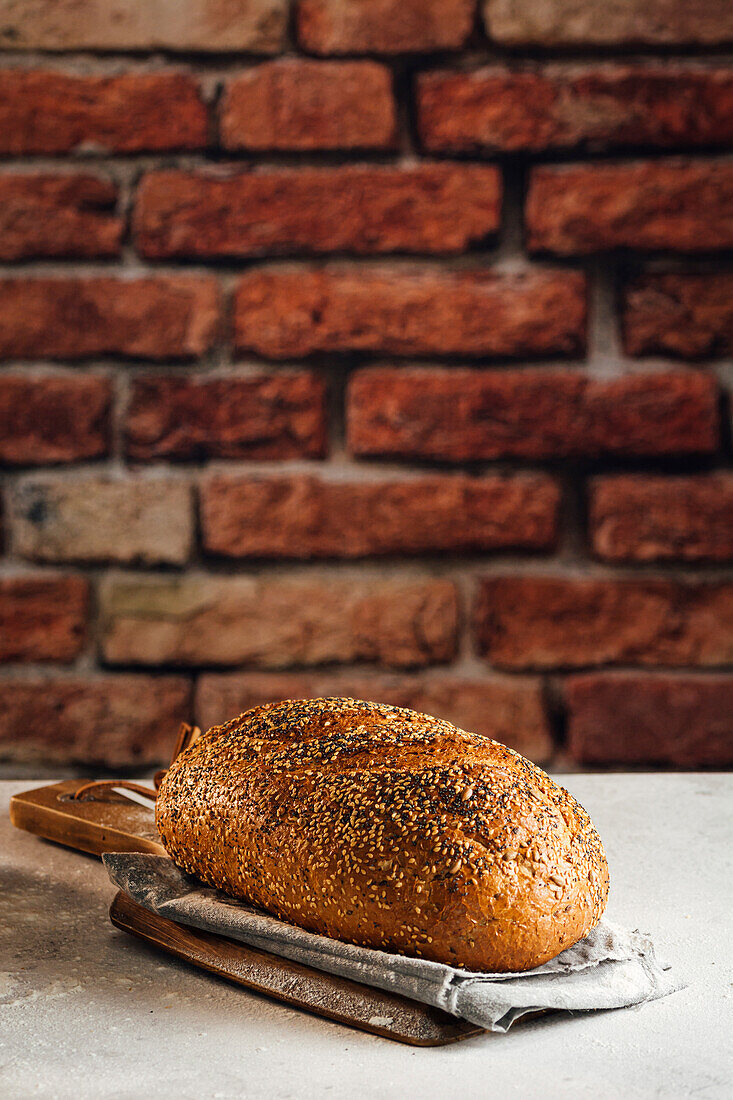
<box><xmin>156</xmin><ymin>698</ymin><xmax>608</xmax><ymax>972</ymax></box>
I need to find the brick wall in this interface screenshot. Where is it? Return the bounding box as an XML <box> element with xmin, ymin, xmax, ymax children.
<box><xmin>1</xmin><ymin>0</ymin><xmax>732</xmax><ymax>773</ymax></box>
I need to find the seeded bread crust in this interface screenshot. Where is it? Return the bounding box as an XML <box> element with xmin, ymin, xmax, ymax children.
<box><xmin>156</xmin><ymin>698</ymin><xmax>609</xmax><ymax>972</ymax></box>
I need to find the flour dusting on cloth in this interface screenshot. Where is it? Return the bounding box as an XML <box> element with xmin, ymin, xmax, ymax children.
<box><xmin>104</xmin><ymin>853</ymin><xmax>682</xmax><ymax>1033</ymax></box>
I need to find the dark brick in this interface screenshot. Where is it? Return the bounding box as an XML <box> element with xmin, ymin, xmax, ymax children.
<box><xmin>623</xmin><ymin>273</ymin><xmax>733</xmax><ymax>358</ymax></box>
<box><xmin>221</xmin><ymin>60</ymin><xmax>396</xmax><ymax>151</ymax></box>
<box><xmin>347</xmin><ymin>368</ymin><xmax>719</xmax><ymax>462</ymax></box>
<box><xmin>0</xmin><ymin>675</ymin><xmax>192</xmax><ymax>767</ymax></box>
<box><xmin>0</xmin><ymin>71</ymin><xmax>207</xmax><ymax>154</ymax></box>
<box><xmin>126</xmin><ymin>374</ymin><xmax>328</xmax><ymax>461</ymax></box>
<box><xmin>135</xmin><ymin>165</ymin><xmax>501</xmax><ymax>258</ymax></box>
<box><xmin>0</xmin><ymin>576</ymin><xmax>89</xmax><ymax>662</ymax></box>
<box><xmin>590</xmin><ymin>474</ymin><xmax>733</xmax><ymax>563</ymax></box>
<box><xmin>234</xmin><ymin>266</ymin><xmax>586</xmax><ymax>358</ymax></box>
<box><xmin>527</xmin><ymin>160</ymin><xmax>733</xmax><ymax>254</ymax></box>
<box><xmin>201</xmin><ymin>472</ymin><xmax>560</xmax><ymax>558</ymax></box>
<box><xmin>0</xmin><ymin>375</ymin><xmax>110</xmax><ymax>466</ymax></box>
<box><xmin>418</xmin><ymin>65</ymin><xmax>733</xmax><ymax>153</ymax></box>
<box><xmin>0</xmin><ymin>277</ymin><xmax>220</xmax><ymax>361</ymax></box>
<box><xmin>566</xmin><ymin>673</ymin><xmax>733</xmax><ymax>767</ymax></box>
<box><xmin>0</xmin><ymin>174</ymin><xmax>121</xmax><ymax>260</ymax></box>
<box><xmin>475</xmin><ymin>576</ymin><xmax>733</xmax><ymax>670</ymax></box>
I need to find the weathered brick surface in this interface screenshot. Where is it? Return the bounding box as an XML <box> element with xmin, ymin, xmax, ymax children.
<box><xmin>234</xmin><ymin>267</ymin><xmax>586</xmax><ymax>358</ymax></box>
<box><xmin>196</xmin><ymin>671</ymin><xmax>553</xmax><ymax>761</ymax></box>
<box><xmin>101</xmin><ymin>575</ymin><xmax>459</xmax><ymax>668</ymax></box>
<box><xmin>527</xmin><ymin>160</ymin><xmax>733</xmax><ymax>254</ymax></box>
<box><xmin>0</xmin><ymin>376</ymin><xmax>110</xmax><ymax>467</ymax></box>
<box><xmin>418</xmin><ymin>66</ymin><xmax>733</xmax><ymax>153</ymax></box>
<box><xmin>475</xmin><ymin>577</ymin><xmax>733</xmax><ymax>670</ymax></box>
<box><xmin>0</xmin><ymin>174</ymin><xmax>122</xmax><ymax>260</ymax></box>
<box><xmin>297</xmin><ymin>0</ymin><xmax>476</xmax><ymax>54</ymax></box>
<box><xmin>347</xmin><ymin>368</ymin><xmax>719</xmax><ymax>462</ymax></box>
<box><xmin>483</xmin><ymin>0</ymin><xmax>733</xmax><ymax>46</ymax></box>
<box><xmin>0</xmin><ymin>71</ymin><xmax>208</xmax><ymax>155</ymax></box>
<box><xmin>0</xmin><ymin>8</ymin><xmax>731</xmax><ymax>777</ymax></box>
<box><xmin>200</xmin><ymin>473</ymin><xmax>560</xmax><ymax>559</ymax></box>
<box><xmin>0</xmin><ymin>0</ymin><xmax>288</xmax><ymax>52</ymax></box>
<box><xmin>0</xmin><ymin>576</ymin><xmax>88</xmax><ymax>662</ymax></box>
<box><xmin>0</xmin><ymin>277</ymin><xmax>219</xmax><ymax>361</ymax></box>
<box><xmin>590</xmin><ymin>474</ymin><xmax>733</xmax><ymax>563</ymax></box>
<box><xmin>135</xmin><ymin>165</ymin><xmax>501</xmax><ymax>258</ymax></box>
<box><xmin>0</xmin><ymin>676</ymin><xmax>192</xmax><ymax>766</ymax></box>
<box><xmin>221</xmin><ymin>60</ymin><xmax>396</xmax><ymax>150</ymax></box>
<box><xmin>566</xmin><ymin>673</ymin><xmax>733</xmax><ymax>767</ymax></box>
<box><xmin>623</xmin><ymin>273</ymin><xmax>733</xmax><ymax>358</ymax></box>
<box><xmin>10</xmin><ymin>477</ymin><xmax>194</xmax><ymax>567</ymax></box>
<box><xmin>126</xmin><ymin>373</ymin><xmax>327</xmax><ymax>461</ymax></box>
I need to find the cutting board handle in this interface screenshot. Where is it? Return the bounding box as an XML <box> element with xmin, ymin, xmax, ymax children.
<box><xmin>67</xmin><ymin>722</ymin><xmax>203</xmax><ymax>807</ymax></box>
<box><xmin>9</xmin><ymin>778</ymin><xmax>165</xmax><ymax>857</ymax></box>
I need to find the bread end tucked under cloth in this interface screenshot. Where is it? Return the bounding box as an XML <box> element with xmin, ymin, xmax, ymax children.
<box><xmin>156</xmin><ymin>698</ymin><xmax>609</xmax><ymax>972</ymax></box>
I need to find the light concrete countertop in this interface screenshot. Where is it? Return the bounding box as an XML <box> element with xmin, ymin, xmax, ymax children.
<box><xmin>1</xmin><ymin>775</ymin><xmax>731</xmax><ymax>1100</ymax></box>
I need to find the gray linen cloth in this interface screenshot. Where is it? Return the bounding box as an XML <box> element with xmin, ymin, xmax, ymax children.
<box><xmin>104</xmin><ymin>853</ymin><xmax>682</xmax><ymax>1033</ymax></box>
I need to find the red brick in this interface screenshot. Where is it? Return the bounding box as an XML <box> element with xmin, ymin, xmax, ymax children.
<box><xmin>590</xmin><ymin>474</ymin><xmax>733</xmax><ymax>564</ymax></box>
<box><xmin>483</xmin><ymin>0</ymin><xmax>733</xmax><ymax>46</ymax></box>
<box><xmin>297</xmin><ymin>0</ymin><xmax>475</xmax><ymax>54</ymax></box>
<box><xmin>234</xmin><ymin>266</ymin><xmax>586</xmax><ymax>359</ymax></box>
<box><xmin>527</xmin><ymin>160</ymin><xmax>733</xmax><ymax>254</ymax></box>
<box><xmin>10</xmin><ymin>476</ymin><xmax>194</xmax><ymax>566</ymax></box>
<box><xmin>126</xmin><ymin>373</ymin><xmax>327</xmax><ymax>461</ymax></box>
<box><xmin>0</xmin><ymin>576</ymin><xmax>88</xmax><ymax>662</ymax></box>
<box><xmin>0</xmin><ymin>0</ymin><xmax>288</xmax><ymax>52</ymax></box>
<box><xmin>347</xmin><ymin>368</ymin><xmax>718</xmax><ymax>462</ymax></box>
<box><xmin>0</xmin><ymin>276</ymin><xmax>219</xmax><ymax>361</ymax></box>
<box><xmin>101</xmin><ymin>575</ymin><xmax>458</xmax><ymax>669</ymax></box>
<box><xmin>200</xmin><ymin>472</ymin><xmax>560</xmax><ymax>559</ymax></box>
<box><xmin>0</xmin><ymin>675</ymin><xmax>192</xmax><ymax>767</ymax></box>
<box><xmin>566</xmin><ymin>673</ymin><xmax>733</xmax><ymax>767</ymax></box>
<box><xmin>623</xmin><ymin>273</ymin><xmax>733</xmax><ymax>358</ymax></box>
<box><xmin>475</xmin><ymin>576</ymin><xmax>733</xmax><ymax>670</ymax></box>
<box><xmin>0</xmin><ymin>71</ymin><xmax>207</xmax><ymax>155</ymax></box>
<box><xmin>196</xmin><ymin>671</ymin><xmax>553</xmax><ymax>761</ymax></box>
<box><xmin>0</xmin><ymin>376</ymin><xmax>110</xmax><ymax>466</ymax></box>
<box><xmin>134</xmin><ymin>165</ymin><xmax>501</xmax><ymax>258</ymax></box>
<box><xmin>221</xmin><ymin>60</ymin><xmax>396</xmax><ymax>151</ymax></box>
<box><xmin>418</xmin><ymin>65</ymin><xmax>733</xmax><ymax>153</ymax></box>
<box><xmin>0</xmin><ymin>174</ymin><xmax>121</xmax><ymax>260</ymax></box>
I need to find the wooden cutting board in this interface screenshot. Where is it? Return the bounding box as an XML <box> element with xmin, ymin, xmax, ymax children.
<box><xmin>10</xmin><ymin>780</ymin><xmax>485</xmax><ymax>1046</ymax></box>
